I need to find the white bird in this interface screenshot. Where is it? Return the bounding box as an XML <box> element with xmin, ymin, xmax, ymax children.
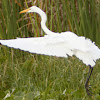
<box><xmin>0</xmin><ymin>6</ymin><xmax>100</xmax><ymax>96</ymax></box>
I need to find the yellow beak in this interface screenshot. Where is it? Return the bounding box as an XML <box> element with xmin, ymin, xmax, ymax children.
<box><xmin>19</xmin><ymin>8</ymin><xmax>30</xmax><ymax>14</ymax></box>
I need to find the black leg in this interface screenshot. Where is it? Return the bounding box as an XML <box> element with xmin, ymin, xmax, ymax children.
<box><xmin>85</xmin><ymin>65</ymin><xmax>93</xmax><ymax>96</ymax></box>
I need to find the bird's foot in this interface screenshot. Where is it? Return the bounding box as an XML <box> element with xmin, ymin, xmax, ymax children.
<box><xmin>85</xmin><ymin>84</ymin><xmax>92</xmax><ymax>96</ymax></box>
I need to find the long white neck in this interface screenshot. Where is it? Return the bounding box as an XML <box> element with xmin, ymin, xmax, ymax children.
<box><xmin>35</xmin><ymin>7</ymin><xmax>57</xmax><ymax>35</ymax></box>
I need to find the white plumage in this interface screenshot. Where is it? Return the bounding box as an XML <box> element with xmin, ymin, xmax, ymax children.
<box><xmin>0</xmin><ymin>31</ymin><xmax>100</xmax><ymax>67</ymax></box>
<box><xmin>0</xmin><ymin>6</ymin><xmax>100</xmax><ymax>67</ymax></box>
<box><xmin>1</xmin><ymin>6</ymin><xmax>99</xmax><ymax>96</ymax></box>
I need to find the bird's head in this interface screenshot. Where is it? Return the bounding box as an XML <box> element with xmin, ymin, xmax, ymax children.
<box><xmin>20</xmin><ymin>6</ymin><xmax>47</xmax><ymax>24</ymax></box>
<box><xmin>20</xmin><ymin>6</ymin><xmax>39</xmax><ymax>14</ymax></box>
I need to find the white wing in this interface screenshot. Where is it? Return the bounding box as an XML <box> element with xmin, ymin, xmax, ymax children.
<box><xmin>0</xmin><ymin>31</ymin><xmax>100</xmax><ymax>67</ymax></box>
<box><xmin>0</xmin><ymin>32</ymin><xmax>75</xmax><ymax>58</ymax></box>
<box><xmin>72</xmin><ymin>37</ymin><xmax>100</xmax><ymax>66</ymax></box>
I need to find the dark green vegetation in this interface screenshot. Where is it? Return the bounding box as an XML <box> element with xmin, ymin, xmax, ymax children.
<box><xmin>0</xmin><ymin>0</ymin><xmax>100</xmax><ymax>99</ymax></box>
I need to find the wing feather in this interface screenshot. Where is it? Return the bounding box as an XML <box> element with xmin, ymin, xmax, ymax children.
<box><xmin>0</xmin><ymin>31</ymin><xmax>100</xmax><ymax>67</ymax></box>
<box><xmin>0</xmin><ymin>35</ymin><xmax>74</xmax><ymax>57</ymax></box>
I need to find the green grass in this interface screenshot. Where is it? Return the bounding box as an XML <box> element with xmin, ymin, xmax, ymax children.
<box><xmin>0</xmin><ymin>0</ymin><xmax>100</xmax><ymax>100</ymax></box>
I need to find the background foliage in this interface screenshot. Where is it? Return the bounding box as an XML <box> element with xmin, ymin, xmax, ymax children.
<box><xmin>0</xmin><ymin>0</ymin><xmax>100</xmax><ymax>99</ymax></box>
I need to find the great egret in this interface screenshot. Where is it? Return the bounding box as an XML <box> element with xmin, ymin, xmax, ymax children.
<box><xmin>0</xmin><ymin>6</ymin><xmax>100</xmax><ymax>96</ymax></box>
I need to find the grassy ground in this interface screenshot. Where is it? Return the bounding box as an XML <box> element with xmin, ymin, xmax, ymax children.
<box><xmin>0</xmin><ymin>0</ymin><xmax>100</xmax><ymax>100</ymax></box>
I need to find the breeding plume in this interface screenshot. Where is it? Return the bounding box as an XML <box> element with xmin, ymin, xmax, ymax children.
<box><xmin>0</xmin><ymin>6</ymin><xmax>100</xmax><ymax>96</ymax></box>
